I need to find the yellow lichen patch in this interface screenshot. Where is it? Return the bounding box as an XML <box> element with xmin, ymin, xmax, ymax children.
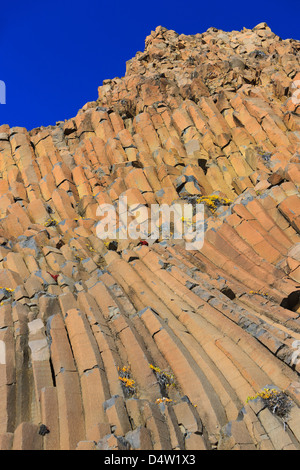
<box><xmin>246</xmin><ymin>387</ymin><xmax>279</xmax><ymax>402</ymax></box>
<box><xmin>85</xmin><ymin>242</ymin><xmax>96</xmax><ymax>253</ymax></box>
<box><xmin>194</xmin><ymin>195</ymin><xmax>233</xmax><ymax>213</ymax></box>
<box><xmin>118</xmin><ymin>365</ymin><xmax>136</xmax><ymax>397</ymax></box>
<box><xmin>249</xmin><ymin>290</ymin><xmax>269</xmax><ymax>297</ymax></box>
<box><xmin>118</xmin><ymin>376</ymin><xmax>135</xmax><ymax>388</ymax></box>
<box><xmin>149</xmin><ymin>364</ymin><xmax>162</xmax><ymax>374</ymax></box>
<box><xmin>44</xmin><ymin>218</ymin><xmax>58</xmax><ymax>227</ymax></box>
<box><xmin>155</xmin><ymin>397</ymin><xmax>173</xmax><ymax>405</ymax></box>
<box><xmin>149</xmin><ymin>364</ymin><xmax>175</xmax><ymax>392</ymax></box>
<box><xmin>0</xmin><ymin>287</ymin><xmax>15</xmax><ymax>293</ymax></box>
<box><xmin>246</xmin><ymin>387</ymin><xmax>293</xmax><ymax>422</ymax></box>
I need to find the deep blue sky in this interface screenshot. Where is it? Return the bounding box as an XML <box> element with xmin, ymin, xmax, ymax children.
<box><xmin>0</xmin><ymin>0</ymin><xmax>299</xmax><ymax>131</ymax></box>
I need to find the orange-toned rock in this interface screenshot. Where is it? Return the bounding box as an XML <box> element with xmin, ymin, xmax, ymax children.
<box><xmin>1</xmin><ymin>23</ymin><xmax>300</xmax><ymax>452</ymax></box>
<box><xmin>0</xmin><ymin>433</ymin><xmax>13</xmax><ymax>450</ymax></box>
<box><xmin>12</xmin><ymin>423</ymin><xmax>43</xmax><ymax>450</ymax></box>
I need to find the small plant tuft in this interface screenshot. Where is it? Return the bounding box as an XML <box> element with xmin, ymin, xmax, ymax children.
<box><xmin>246</xmin><ymin>387</ymin><xmax>293</xmax><ymax>425</ymax></box>
<box><xmin>149</xmin><ymin>364</ymin><xmax>175</xmax><ymax>397</ymax></box>
<box><xmin>118</xmin><ymin>365</ymin><xmax>136</xmax><ymax>398</ymax></box>
<box><xmin>182</xmin><ymin>194</ymin><xmax>232</xmax><ymax>214</ymax></box>
<box><xmin>44</xmin><ymin>218</ymin><xmax>58</xmax><ymax>227</ymax></box>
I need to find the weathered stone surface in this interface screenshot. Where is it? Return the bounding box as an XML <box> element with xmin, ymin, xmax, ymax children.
<box><xmin>0</xmin><ymin>23</ymin><xmax>300</xmax><ymax>450</ymax></box>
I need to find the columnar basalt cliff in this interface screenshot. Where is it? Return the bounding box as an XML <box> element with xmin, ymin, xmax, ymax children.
<box><xmin>0</xmin><ymin>23</ymin><xmax>300</xmax><ymax>450</ymax></box>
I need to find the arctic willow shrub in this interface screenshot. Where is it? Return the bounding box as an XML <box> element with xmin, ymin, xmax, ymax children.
<box><xmin>247</xmin><ymin>388</ymin><xmax>293</xmax><ymax>425</ymax></box>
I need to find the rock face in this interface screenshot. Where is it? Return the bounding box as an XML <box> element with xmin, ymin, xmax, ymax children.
<box><xmin>0</xmin><ymin>23</ymin><xmax>300</xmax><ymax>450</ymax></box>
